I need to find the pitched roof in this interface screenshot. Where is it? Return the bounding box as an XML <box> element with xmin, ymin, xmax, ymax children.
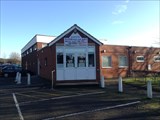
<box><xmin>49</xmin><ymin>24</ymin><xmax>103</xmax><ymax>46</ymax></box>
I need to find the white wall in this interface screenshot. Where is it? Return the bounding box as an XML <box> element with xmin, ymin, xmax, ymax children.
<box><xmin>21</xmin><ymin>35</ymin><xmax>56</xmax><ymax>53</ymax></box>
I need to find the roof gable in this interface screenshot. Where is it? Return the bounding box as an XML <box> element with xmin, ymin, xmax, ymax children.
<box><xmin>49</xmin><ymin>24</ymin><xmax>103</xmax><ymax>46</ymax></box>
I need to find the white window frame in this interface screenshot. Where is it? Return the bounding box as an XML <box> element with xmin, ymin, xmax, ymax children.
<box><xmin>153</xmin><ymin>56</ymin><xmax>160</xmax><ymax>62</ymax></box>
<box><xmin>119</xmin><ymin>55</ymin><xmax>128</xmax><ymax>68</ymax></box>
<box><xmin>34</xmin><ymin>44</ymin><xmax>37</xmax><ymax>50</ymax></box>
<box><xmin>136</xmin><ymin>56</ymin><xmax>144</xmax><ymax>62</ymax></box>
<box><xmin>30</xmin><ymin>48</ymin><xmax>32</xmax><ymax>53</ymax></box>
<box><xmin>102</xmin><ymin>56</ymin><xmax>112</xmax><ymax>68</ymax></box>
<box><xmin>57</xmin><ymin>52</ymin><xmax>64</xmax><ymax>68</ymax></box>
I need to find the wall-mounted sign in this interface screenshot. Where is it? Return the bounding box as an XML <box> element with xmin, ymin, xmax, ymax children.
<box><xmin>64</xmin><ymin>32</ymin><xmax>88</xmax><ymax>46</ymax></box>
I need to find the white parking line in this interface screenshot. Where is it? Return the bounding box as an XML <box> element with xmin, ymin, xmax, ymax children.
<box><xmin>29</xmin><ymin>90</ymin><xmax>60</xmax><ymax>96</ymax></box>
<box><xmin>19</xmin><ymin>91</ymin><xmax>105</xmax><ymax>105</ymax></box>
<box><xmin>12</xmin><ymin>93</ymin><xmax>24</xmax><ymax>120</ymax></box>
<box><xmin>54</xmin><ymin>90</ymin><xmax>82</xmax><ymax>95</ymax></box>
<box><xmin>16</xmin><ymin>92</ymin><xmax>38</xmax><ymax>98</ymax></box>
<box><xmin>43</xmin><ymin>101</ymin><xmax>141</xmax><ymax>120</ymax></box>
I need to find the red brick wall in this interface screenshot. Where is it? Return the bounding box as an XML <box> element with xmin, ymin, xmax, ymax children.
<box><xmin>22</xmin><ymin>50</ymin><xmax>38</xmax><ymax>74</ymax></box>
<box><xmin>37</xmin><ymin>42</ymin><xmax>43</xmax><ymax>49</ymax></box>
<box><xmin>100</xmin><ymin>45</ymin><xmax>160</xmax><ymax>78</ymax></box>
<box><xmin>37</xmin><ymin>45</ymin><xmax>56</xmax><ymax>83</ymax></box>
<box><xmin>100</xmin><ymin>45</ymin><xmax>128</xmax><ymax>78</ymax></box>
<box><xmin>21</xmin><ymin>42</ymin><xmax>46</xmax><ymax>75</ymax></box>
<box><xmin>130</xmin><ymin>47</ymin><xmax>160</xmax><ymax>71</ymax></box>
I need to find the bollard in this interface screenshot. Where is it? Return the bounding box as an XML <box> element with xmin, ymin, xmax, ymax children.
<box><xmin>27</xmin><ymin>73</ymin><xmax>31</xmax><ymax>85</ymax></box>
<box><xmin>17</xmin><ymin>73</ymin><xmax>21</xmax><ymax>84</ymax></box>
<box><xmin>51</xmin><ymin>70</ymin><xmax>55</xmax><ymax>90</ymax></box>
<box><xmin>15</xmin><ymin>72</ymin><xmax>19</xmax><ymax>82</ymax></box>
<box><xmin>100</xmin><ymin>75</ymin><xmax>105</xmax><ymax>88</ymax></box>
<box><xmin>147</xmin><ymin>80</ymin><xmax>152</xmax><ymax>98</ymax></box>
<box><xmin>118</xmin><ymin>76</ymin><xmax>123</xmax><ymax>92</ymax></box>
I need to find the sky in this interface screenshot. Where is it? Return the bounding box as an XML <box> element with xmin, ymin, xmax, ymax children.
<box><xmin>0</xmin><ymin>0</ymin><xmax>160</xmax><ymax>58</ymax></box>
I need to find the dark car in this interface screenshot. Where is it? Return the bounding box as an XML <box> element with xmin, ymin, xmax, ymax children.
<box><xmin>1</xmin><ymin>65</ymin><xmax>22</xmax><ymax>77</ymax></box>
<box><xmin>0</xmin><ymin>64</ymin><xmax>11</xmax><ymax>76</ymax></box>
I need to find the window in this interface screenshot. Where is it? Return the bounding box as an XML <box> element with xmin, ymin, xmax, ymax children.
<box><xmin>119</xmin><ymin>56</ymin><xmax>128</xmax><ymax>67</ymax></box>
<box><xmin>77</xmin><ymin>53</ymin><xmax>86</xmax><ymax>67</ymax></box>
<box><xmin>44</xmin><ymin>58</ymin><xmax>47</xmax><ymax>66</ymax></box>
<box><xmin>30</xmin><ymin>48</ymin><xmax>32</xmax><ymax>53</ymax></box>
<box><xmin>136</xmin><ymin>56</ymin><xmax>144</xmax><ymax>62</ymax></box>
<box><xmin>66</xmin><ymin>53</ymin><xmax>75</xmax><ymax>67</ymax></box>
<box><xmin>102</xmin><ymin>56</ymin><xmax>112</xmax><ymax>68</ymax></box>
<box><xmin>88</xmin><ymin>52</ymin><xmax>95</xmax><ymax>67</ymax></box>
<box><xmin>33</xmin><ymin>44</ymin><xmax>37</xmax><ymax>50</ymax></box>
<box><xmin>154</xmin><ymin>56</ymin><xmax>160</xmax><ymax>62</ymax></box>
<box><xmin>57</xmin><ymin>53</ymin><xmax>64</xmax><ymax>68</ymax></box>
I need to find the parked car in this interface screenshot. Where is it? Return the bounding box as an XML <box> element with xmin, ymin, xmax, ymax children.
<box><xmin>1</xmin><ymin>65</ymin><xmax>22</xmax><ymax>77</ymax></box>
<box><xmin>0</xmin><ymin>64</ymin><xmax>11</xmax><ymax>76</ymax></box>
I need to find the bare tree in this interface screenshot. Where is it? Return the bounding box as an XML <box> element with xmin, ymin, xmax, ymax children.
<box><xmin>9</xmin><ymin>52</ymin><xmax>21</xmax><ymax>64</ymax></box>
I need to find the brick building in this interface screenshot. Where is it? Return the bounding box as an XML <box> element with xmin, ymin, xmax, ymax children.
<box><xmin>100</xmin><ymin>45</ymin><xmax>160</xmax><ymax>78</ymax></box>
<box><xmin>21</xmin><ymin>24</ymin><xmax>160</xmax><ymax>85</ymax></box>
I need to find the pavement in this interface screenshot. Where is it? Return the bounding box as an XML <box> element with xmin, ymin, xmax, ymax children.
<box><xmin>0</xmin><ymin>76</ymin><xmax>160</xmax><ymax>120</ymax></box>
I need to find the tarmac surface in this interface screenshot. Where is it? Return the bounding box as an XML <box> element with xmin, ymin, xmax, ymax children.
<box><xmin>0</xmin><ymin>76</ymin><xmax>160</xmax><ymax>120</ymax></box>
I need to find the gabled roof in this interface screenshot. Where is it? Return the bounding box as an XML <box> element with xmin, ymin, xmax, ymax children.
<box><xmin>49</xmin><ymin>24</ymin><xmax>103</xmax><ymax>46</ymax></box>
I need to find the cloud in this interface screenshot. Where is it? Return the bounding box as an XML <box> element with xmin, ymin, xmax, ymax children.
<box><xmin>112</xmin><ymin>20</ymin><xmax>124</xmax><ymax>25</ymax></box>
<box><xmin>112</xmin><ymin>5</ymin><xmax>127</xmax><ymax>15</ymax></box>
<box><xmin>106</xmin><ymin>27</ymin><xmax>160</xmax><ymax>47</ymax></box>
<box><xmin>125</xmin><ymin>0</ymin><xmax>130</xmax><ymax>3</ymax></box>
<box><xmin>112</xmin><ymin>0</ymin><xmax>129</xmax><ymax>15</ymax></box>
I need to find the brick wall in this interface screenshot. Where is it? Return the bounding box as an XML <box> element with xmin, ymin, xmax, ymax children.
<box><xmin>100</xmin><ymin>45</ymin><xmax>160</xmax><ymax>78</ymax></box>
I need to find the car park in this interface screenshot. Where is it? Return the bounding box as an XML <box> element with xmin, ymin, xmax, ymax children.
<box><xmin>1</xmin><ymin>65</ymin><xmax>22</xmax><ymax>77</ymax></box>
<box><xmin>1</xmin><ymin>64</ymin><xmax>33</xmax><ymax>77</ymax></box>
<box><xmin>0</xmin><ymin>64</ymin><xmax>10</xmax><ymax>76</ymax></box>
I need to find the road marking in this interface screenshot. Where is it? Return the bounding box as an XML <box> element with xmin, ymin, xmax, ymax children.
<box><xmin>54</xmin><ymin>90</ymin><xmax>81</xmax><ymax>94</ymax></box>
<box><xmin>56</xmin><ymin>89</ymin><xmax>102</xmax><ymax>95</ymax></box>
<box><xmin>30</xmin><ymin>90</ymin><xmax>60</xmax><ymax>96</ymax></box>
<box><xmin>12</xmin><ymin>93</ymin><xmax>24</xmax><ymax>120</ymax></box>
<box><xmin>16</xmin><ymin>92</ymin><xmax>38</xmax><ymax>98</ymax></box>
<box><xmin>19</xmin><ymin>91</ymin><xmax>105</xmax><ymax>105</ymax></box>
<box><xmin>0</xmin><ymin>87</ymin><xmax>39</xmax><ymax>94</ymax></box>
<box><xmin>43</xmin><ymin>101</ymin><xmax>141</xmax><ymax>120</ymax></box>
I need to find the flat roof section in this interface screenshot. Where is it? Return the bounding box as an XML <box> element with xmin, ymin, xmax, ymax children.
<box><xmin>21</xmin><ymin>34</ymin><xmax>56</xmax><ymax>53</ymax></box>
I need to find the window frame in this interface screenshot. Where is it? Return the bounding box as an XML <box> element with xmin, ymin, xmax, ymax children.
<box><xmin>136</xmin><ymin>56</ymin><xmax>145</xmax><ymax>62</ymax></box>
<box><xmin>30</xmin><ymin>48</ymin><xmax>32</xmax><ymax>53</ymax></box>
<box><xmin>77</xmin><ymin>53</ymin><xmax>86</xmax><ymax>67</ymax></box>
<box><xmin>102</xmin><ymin>56</ymin><xmax>112</xmax><ymax>68</ymax></box>
<box><xmin>119</xmin><ymin>55</ymin><xmax>128</xmax><ymax>68</ymax></box>
<box><xmin>153</xmin><ymin>56</ymin><xmax>160</xmax><ymax>62</ymax></box>
<box><xmin>57</xmin><ymin>52</ymin><xmax>64</xmax><ymax>68</ymax></box>
<box><xmin>88</xmin><ymin>52</ymin><xmax>95</xmax><ymax>67</ymax></box>
<box><xmin>66</xmin><ymin>53</ymin><xmax>75</xmax><ymax>68</ymax></box>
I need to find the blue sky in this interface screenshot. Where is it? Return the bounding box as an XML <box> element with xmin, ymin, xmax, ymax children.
<box><xmin>0</xmin><ymin>0</ymin><xmax>160</xmax><ymax>58</ymax></box>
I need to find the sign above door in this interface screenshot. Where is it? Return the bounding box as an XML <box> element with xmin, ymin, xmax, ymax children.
<box><xmin>64</xmin><ymin>32</ymin><xmax>88</xmax><ymax>46</ymax></box>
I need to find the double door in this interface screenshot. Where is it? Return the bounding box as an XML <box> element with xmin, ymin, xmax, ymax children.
<box><xmin>56</xmin><ymin>46</ymin><xmax>96</xmax><ymax>80</ymax></box>
<box><xmin>65</xmin><ymin>52</ymin><xmax>87</xmax><ymax>80</ymax></box>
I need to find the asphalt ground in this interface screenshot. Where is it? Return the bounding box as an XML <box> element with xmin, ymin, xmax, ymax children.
<box><xmin>0</xmin><ymin>76</ymin><xmax>160</xmax><ymax>120</ymax></box>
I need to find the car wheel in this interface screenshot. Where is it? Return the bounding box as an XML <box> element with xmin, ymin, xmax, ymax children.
<box><xmin>4</xmin><ymin>73</ymin><xmax>8</xmax><ymax>77</ymax></box>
